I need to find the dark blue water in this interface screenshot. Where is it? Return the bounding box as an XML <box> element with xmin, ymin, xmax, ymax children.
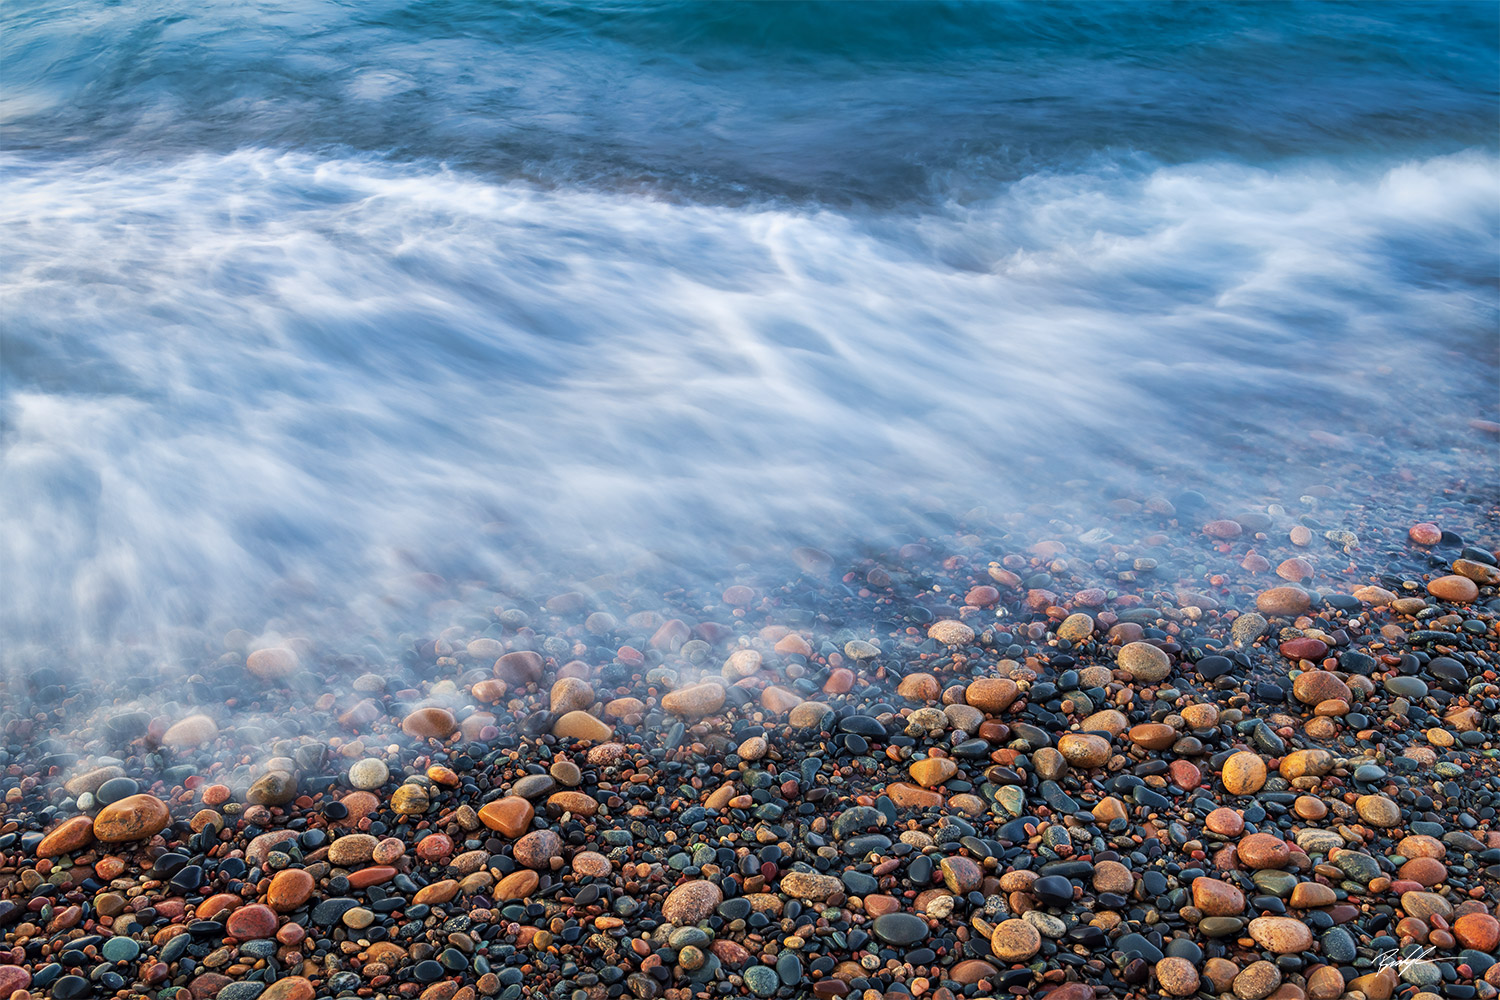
<box><xmin>2</xmin><ymin>2</ymin><xmax>1497</xmax><ymax>669</ymax></box>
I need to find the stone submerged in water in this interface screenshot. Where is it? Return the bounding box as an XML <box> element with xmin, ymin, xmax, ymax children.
<box><xmin>1256</xmin><ymin>586</ymin><xmax>1311</xmax><ymax>615</ymax></box>
<box><xmin>161</xmin><ymin>714</ymin><xmax>219</xmax><ymax>747</ymax></box>
<box><xmin>552</xmin><ymin>710</ymin><xmax>612</xmax><ymax>741</ymax></box>
<box><xmin>927</xmin><ymin>620</ymin><xmax>974</xmax><ymax>645</ymax></box>
<box><xmin>662</xmin><ymin>682</ymin><xmax>726</xmax><ymax>716</ymax></box>
<box><xmin>246</xmin><ymin>646</ymin><xmax>299</xmax><ymax>680</ymax></box>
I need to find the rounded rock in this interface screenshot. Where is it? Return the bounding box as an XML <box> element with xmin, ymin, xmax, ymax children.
<box><xmin>928</xmin><ymin>620</ymin><xmax>975</xmax><ymax>646</ymax></box>
<box><xmin>1117</xmin><ymin>641</ymin><xmax>1171</xmax><ymax>682</ymax></box>
<box><xmin>549</xmin><ymin>677</ymin><xmax>594</xmax><ymax>714</ymax></box>
<box><xmin>514</xmin><ymin>829</ymin><xmax>563</xmax><ymax>869</ymax></box>
<box><xmin>989</xmin><ymin>918</ymin><xmax>1041</xmax><ymax>962</ymax></box>
<box><xmin>93</xmin><ymin>794</ymin><xmax>171</xmax><ymax>843</ymax></box>
<box><xmin>1427</xmin><ymin>574</ymin><xmax>1479</xmax><ymax>602</ymax></box>
<box><xmin>1256</xmin><ymin>587</ymin><xmax>1311</xmax><ymax>616</ymax></box>
<box><xmin>401</xmin><ymin>707</ymin><xmax>456</xmax><ymax>740</ymax></box>
<box><xmin>965</xmin><ymin>677</ymin><xmax>1019</xmax><ymax>714</ymax></box>
<box><xmin>1247</xmin><ymin>916</ymin><xmax>1313</xmax><ymax>953</ymax></box>
<box><xmin>1156</xmin><ymin>957</ymin><xmax>1200</xmax><ymax>997</ymax></box>
<box><xmin>1355</xmin><ymin>794</ymin><xmax>1401</xmax><ymax>828</ymax></box>
<box><xmin>246</xmin><ymin>646</ymin><xmax>300</xmax><ymax>681</ymax></box>
<box><xmin>662</xmin><ymin>682</ymin><xmax>726</xmax><ymax>717</ymax></box>
<box><xmin>348</xmin><ymin>758</ymin><xmax>389</xmax><ymax>790</ymax></box>
<box><xmin>552</xmin><ymin>710</ymin><xmax>612</xmax><ymax>742</ymax></box>
<box><xmin>1058</xmin><ymin>733</ymin><xmax>1111</xmax><ymax>768</ymax></box>
<box><xmin>1222</xmin><ymin>751</ymin><xmax>1268</xmax><ymax>795</ymax></box>
<box><xmin>662</xmin><ymin>880</ymin><xmax>724</xmax><ymax>924</ymax></box>
<box><xmin>161</xmin><ymin>714</ymin><xmax>219</xmax><ymax>748</ymax></box>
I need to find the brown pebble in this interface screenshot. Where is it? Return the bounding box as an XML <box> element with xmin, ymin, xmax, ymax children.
<box><xmin>1427</xmin><ymin>574</ymin><xmax>1479</xmax><ymax>602</ymax></box>
<box><xmin>401</xmin><ymin>707</ymin><xmax>456</xmax><ymax>740</ymax></box>
<box><xmin>478</xmin><ymin>797</ymin><xmax>534</xmax><ymax>838</ymax></box>
<box><xmin>93</xmin><ymin>794</ymin><xmax>171</xmax><ymax>843</ymax></box>
<box><xmin>662</xmin><ymin>880</ymin><xmax>724</xmax><ymax>924</ymax></box>
<box><xmin>1256</xmin><ymin>587</ymin><xmax>1311</xmax><ymax>615</ymax></box>
<box><xmin>513</xmin><ymin>829</ymin><xmax>563</xmax><ymax>869</ymax></box>
<box><xmin>989</xmin><ymin>918</ymin><xmax>1041</xmax><ymax>961</ymax></box>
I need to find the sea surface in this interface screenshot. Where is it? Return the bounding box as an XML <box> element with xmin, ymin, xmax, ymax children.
<box><xmin>2</xmin><ymin>1</ymin><xmax>1497</xmax><ymax>674</ymax></box>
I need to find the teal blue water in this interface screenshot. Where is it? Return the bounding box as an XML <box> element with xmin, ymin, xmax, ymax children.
<box><xmin>1</xmin><ymin>2</ymin><xmax>1496</xmax><ymax>662</ymax></box>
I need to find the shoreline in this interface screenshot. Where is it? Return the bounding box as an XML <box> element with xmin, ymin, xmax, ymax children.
<box><xmin>3</xmin><ymin>476</ymin><xmax>1498</xmax><ymax>1000</ymax></box>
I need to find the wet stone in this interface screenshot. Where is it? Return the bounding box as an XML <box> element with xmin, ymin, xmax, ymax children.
<box><xmin>872</xmin><ymin>912</ymin><xmax>929</xmax><ymax>945</ymax></box>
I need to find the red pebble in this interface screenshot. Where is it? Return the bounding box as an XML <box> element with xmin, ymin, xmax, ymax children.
<box><xmin>1409</xmin><ymin>523</ymin><xmax>1442</xmax><ymax>546</ymax></box>
<box><xmin>1279</xmin><ymin>637</ymin><xmax>1329</xmax><ymax>660</ymax></box>
<box><xmin>416</xmin><ymin>834</ymin><xmax>453</xmax><ymax>861</ymax></box>
<box><xmin>224</xmin><ymin>903</ymin><xmax>278</xmax><ymax>940</ymax></box>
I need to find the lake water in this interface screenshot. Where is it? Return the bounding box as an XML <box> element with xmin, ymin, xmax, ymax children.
<box><xmin>2</xmin><ymin>1</ymin><xmax>1496</xmax><ymax>676</ymax></box>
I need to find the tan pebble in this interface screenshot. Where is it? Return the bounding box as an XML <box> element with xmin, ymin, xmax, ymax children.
<box><xmin>896</xmin><ymin>672</ymin><xmax>941</xmax><ymax>702</ymax></box>
<box><xmin>1277</xmin><ymin>558</ymin><xmax>1313</xmax><ymax>582</ymax></box>
<box><xmin>1056</xmin><ymin>613</ymin><xmax>1094</xmax><ymax>641</ymax></box>
<box><xmin>722</xmin><ymin>649</ymin><xmax>762</xmax><ymax>678</ymax></box>
<box><xmin>1247</xmin><ymin>916</ymin><xmax>1313</xmax><ymax>953</ymax></box>
<box><xmin>391</xmin><ymin>784</ymin><xmax>428</xmax><ymax>814</ymax></box>
<box><xmin>1058</xmin><ymin>733</ymin><xmax>1111</xmax><ymax>768</ymax></box>
<box><xmin>494</xmin><ymin>650</ymin><xmax>544</xmax><ymax>685</ymax></box>
<box><xmin>549</xmin><ymin>677</ymin><xmax>594</xmax><ymax>713</ymax></box>
<box><xmin>661</xmin><ymin>880</ymin><xmax>723</xmax><ymax>924</ymax></box>
<box><xmin>1117</xmin><ymin>641</ymin><xmax>1171</xmax><ymax>682</ymax></box>
<box><xmin>928</xmin><ymin>620</ymin><xmax>975</xmax><ymax>645</ymax></box>
<box><xmin>965</xmin><ymin>677</ymin><xmax>1019</xmax><ymax>713</ymax></box>
<box><xmin>1355</xmin><ymin>794</ymin><xmax>1401</xmax><ymax>828</ymax></box>
<box><xmin>1221</xmin><ymin>751</ymin><xmax>1268</xmax><ymax>795</ymax></box>
<box><xmin>1256</xmin><ymin>586</ymin><xmax>1311</xmax><ymax>615</ymax></box>
<box><xmin>552</xmin><ymin>711</ymin><xmax>612</xmax><ymax>742</ymax></box>
<box><xmin>661</xmin><ymin>682</ymin><xmax>726</xmax><ymax>717</ymax></box>
<box><xmin>988</xmin><ymin>918</ymin><xmax>1041</xmax><ymax>961</ymax></box>
<box><xmin>93</xmin><ymin>794</ymin><xmax>171</xmax><ymax>843</ymax></box>
<box><xmin>1128</xmin><ymin>723</ymin><xmax>1176</xmax><ymax>750</ymax></box>
<box><xmin>1156</xmin><ymin>956</ymin><xmax>1200</xmax><ymax>997</ymax></box>
<box><xmin>246</xmin><ymin>646</ymin><xmax>300</xmax><ymax>680</ymax></box>
<box><xmin>546</xmin><ymin>791</ymin><xmax>599</xmax><ymax>816</ymax></box>
<box><xmin>401</xmin><ymin>707</ymin><xmax>456</xmax><ymax>740</ymax></box>
<box><xmin>737</xmin><ymin>736</ymin><xmax>767</xmax><ymax>761</ymax></box>
<box><xmin>1192</xmin><ymin>877</ymin><xmax>1245</xmax><ymax>916</ymax></box>
<box><xmin>1234</xmin><ymin>960</ymin><xmax>1283</xmax><ymax>1000</ymax></box>
<box><xmin>162</xmin><ymin>714</ymin><xmax>219</xmax><ymax>748</ymax></box>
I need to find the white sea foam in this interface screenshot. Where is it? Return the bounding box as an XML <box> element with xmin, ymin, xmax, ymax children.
<box><xmin>1</xmin><ymin>149</ymin><xmax>1496</xmax><ymax>670</ymax></box>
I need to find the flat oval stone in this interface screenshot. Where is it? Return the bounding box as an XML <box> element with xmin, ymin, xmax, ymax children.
<box><xmin>1118</xmin><ymin>641</ymin><xmax>1171</xmax><ymax>682</ymax></box>
<box><xmin>662</xmin><ymin>880</ymin><xmax>723</xmax><ymax>924</ymax></box>
<box><xmin>662</xmin><ymin>682</ymin><xmax>727</xmax><ymax>717</ymax></box>
<box><xmin>94</xmin><ymin>794</ymin><xmax>171</xmax><ymax>843</ymax></box>
<box><xmin>990</xmin><ymin>918</ymin><xmax>1041</xmax><ymax>961</ymax></box>
<box><xmin>872</xmin><ymin>911</ymin><xmax>929</xmax><ymax>946</ymax></box>
<box><xmin>1247</xmin><ymin>916</ymin><xmax>1313</xmax><ymax>953</ymax></box>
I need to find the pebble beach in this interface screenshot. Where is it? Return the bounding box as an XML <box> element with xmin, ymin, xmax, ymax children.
<box><xmin>4</xmin><ymin>433</ymin><xmax>1499</xmax><ymax>1000</ymax></box>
